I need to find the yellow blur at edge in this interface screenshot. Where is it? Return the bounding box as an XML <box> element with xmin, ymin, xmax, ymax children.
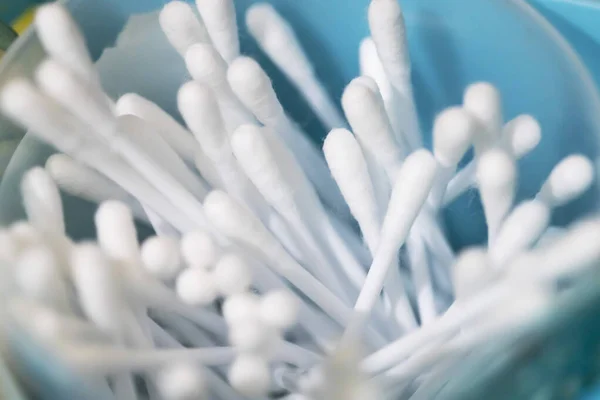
<box><xmin>12</xmin><ymin>6</ymin><xmax>37</xmax><ymax>35</ymax></box>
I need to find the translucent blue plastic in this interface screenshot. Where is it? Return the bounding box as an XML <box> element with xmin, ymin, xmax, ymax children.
<box><xmin>1</xmin><ymin>0</ymin><xmax>600</xmax><ymax>398</ymax></box>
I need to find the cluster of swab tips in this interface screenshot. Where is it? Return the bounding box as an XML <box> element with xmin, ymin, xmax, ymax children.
<box><xmin>1</xmin><ymin>0</ymin><xmax>600</xmax><ymax>399</ymax></box>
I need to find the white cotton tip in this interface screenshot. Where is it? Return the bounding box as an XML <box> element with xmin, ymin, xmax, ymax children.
<box><xmin>185</xmin><ymin>43</ymin><xmax>229</xmax><ymax>90</ymax></box>
<box><xmin>175</xmin><ymin>267</ymin><xmax>218</xmax><ymax>306</ymax></box>
<box><xmin>71</xmin><ymin>243</ymin><xmax>124</xmax><ymax>334</ymax></box>
<box><xmin>538</xmin><ymin>154</ymin><xmax>594</xmax><ymax>207</ymax></box>
<box><xmin>180</xmin><ymin>231</ymin><xmax>219</xmax><ymax>269</ymax></box>
<box><xmin>159</xmin><ymin>1</ymin><xmax>209</xmax><ymax>56</ymax></box>
<box><xmin>195</xmin><ymin>0</ymin><xmax>239</xmax><ymax>64</ymax></box>
<box><xmin>342</xmin><ymin>77</ymin><xmax>403</xmax><ymax>174</ymax></box>
<box><xmin>177</xmin><ymin>80</ymin><xmax>226</xmax><ymax>158</ymax></box>
<box><xmin>141</xmin><ymin>236</ymin><xmax>182</xmax><ymax>280</ymax></box>
<box><xmin>222</xmin><ymin>292</ymin><xmax>261</xmax><ymax>326</ymax></box>
<box><xmin>10</xmin><ymin>222</ymin><xmax>42</xmax><ymax>253</ymax></box>
<box><xmin>433</xmin><ymin>107</ymin><xmax>476</xmax><ymax>168</ymax></box>
<box><xmin>0</xmin><ymin>230</ymin><xmax>18</xmax><ymax>263</ymax></box>
<box><xmin>15</xmin><ymin>246</ymin><xmax>68</xmax><ymax>309</ymax></box>
<box><xmin>490</xmin><ymin>200</ymin><xmax>551</xmax><ymax>267</ymax></box>
<box><xmin>463</xmin><ymin>83</ymin><xmax>503</xmax><ymax>150</ymax></box>
<box><xmin>323</xmin><ymin>128</ymin><xmax>381</xmax><ymax>253</ymax></box>
<box><xmin>11</xmin><ymin>300</ymin><xmax>64</xmax><ymax>340</ymax></box>
<box><xmin>228</xmin><ymin>319</ymin><xmax>279</xmax><ymax>355</ymax></box>
<box><xmin>0</xmin><ymin>79</ymin><xmax>90</xmax><ymax>157</ymax></box>
<box><xmin>157</xmin><ymin>363</ymin><xmax>207</xmax><ymax>400</ymax></box>
<box><xmin>227</xmin><ymin>56</ymin><xmax>283</xmax><ymax>125</ymax></box>
<box><xmin>477</xmin><ymin>149</ymin><xmax>517</xmax><ymax>242</ymax></box>
<box><xmin>95</xmin><ymin>201</ymin><xmax>140</xmax><ymax>265</ymax></box>
<box><xmin>230</xmin><ymin>124</ymin><xmax>296</xmax><ymax>215</ymax></box>
<box><xmin>213</xmin><ymin>254</ymin><xmax>253</xmax><ymax>296</ymax></box>
<box><xmin>115</xmin><ymin>93</ymin><xmax>202</xmax><ymax>164</ymax></box>
<box><xmin>228</xmin><ymin>354</ymin><xmax>271</xmax><ymax>397</ymax></box>
<box><xmin>35</xmin><ymin>3</ymin><xmax>98</xmax><ymax>85</ymax></box>
<box><xmin>502</xmin><ymin>115</ymin><xmax>541</xmax><ymax>158</ymax></box>
<box><xmin>258</xmin><ymin>289</ymin><xmax>299</xmax><ymax>331</ymax></box>
<box><xmin>367</xmin><ymin>0</ymin><xmax>410</xmax><ymax>88</ymax></box>
<box><xmin>246</xmin><ymin>4</ymin><xmax>313</xmax><ymax>79</ymax></box>
<box><xmin>21</xmin><ymin>167</ymin><xmax>65</xmax><ymax>234</ymax></box>
<box><xmin>477</xmin><ymin>149</ymin><xmax>516</xmax><ymax>190</ymax></box>
<box><xmin>35</xmin><ymin>58</ymin><xmax>112</xmax><ymax>133</ymax></box>
<box><xmin>359</xmin><ymin>37</ymin><xmax>392</xmax><ymax>102</ymax></box>
<box><xmin>452</xmin><ymin>247</ymin><xmax>492</xmax><ymax>300</ymax></box>
<box><xmin>383</xmin><ymin>149</ymin><xmax>438</xmax><ymax>243</ymax></box>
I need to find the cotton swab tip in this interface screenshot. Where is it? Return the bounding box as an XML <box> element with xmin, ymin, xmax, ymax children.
<box><xmin>175</xmin><ymin>267</ymin><xmax>218</xmax><ymax>306</ymax></box>
<box><xmin>195</xmin><ymin>0</ymin><xmax>239</xmax><ymax>64</ymax></box>
<box><xmin>222</xmin><ymin>292</ymin><xmax>260</xmax><ymax>326</ymax></box>
<box><xmin>503</xmin><ymin>115</ymin><xmax>541</xmax><ymax>158</ymax></box>
<box><xmin>464</xmin><ymin>82</ymin><xmax>502</xmax><ymax>146</ymax></box>
<box><xmin>157</xmin><ymin>363</ymin><xmax>206</xmax><ymax>400</ymax></box>
<box><xmin>258</xmin><ymin>289</ymin><xmax>300</xmax><ymax>331</ymax></box>
<box><xmin>433</xmin><ymin>107</ymin><xmax>476</xmax><ymax>167</ymax></box>
<box><xmin>539</xmin><ymin>154</ymin><xmax>594</xmax><ymax>207</ymax></box>
<box><xmin>94</xmin><ymin>201</ymin><xmax>139</xmax><ymax>265</ymax></box>
<box><xmin>180</xmin><ymin>231</ymin><xmax>219</xmax><ymax>269</ymax></box>
<box><xmin>476</xmin><ymin>149</ymin><xmax>516</xmax><ymax>190</ymax></box>
<box><xmin>185</xmin><ymin>43</ymin><xmax>228</xmax><ymax>86</ymax></box>
<box><xmin>141</xmin><ymin>236</ymin><xmax>182</xmax><ymax>280</ymax></box>
<box><xmin>159</xmin><ymin>1</ymin><xmax>208</xmax><ymax>56</ymax></box>
<box><xmin>213</xmin><ymin>254</ymin><xmax>253</xmax><ymax>296</ymax></box>
<box><xmin>228</xmin><ymin>354</ymin><xmax>271</xmax><ymax>397</ymax></box>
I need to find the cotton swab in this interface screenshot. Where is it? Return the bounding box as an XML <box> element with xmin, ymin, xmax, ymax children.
<box><xmin>226</xmin><ymin>56</ymin><xmax>351</xmax><ymax>220</ymax></box>
<box><xmin>488</xmin><ymin>200</ymin><xmax>551</xmax><ymax>268</ymax></box>
<box><xmin>463</xmin><ymin>82</ymin><xmax>503</xmax><ymax>155</ymax></box>
<box><xmin>141</xmin><ymin>236</ymin><xmax>182</xmax><ymax>281</ymax></box>
<box><xmin>342</xmin><ymin>150</ymin><xmax>438</xmax><ymax>343</ymax></box>
<box><xmin>35</xmin><ymin>3</ymin><xmax>100</xmax><ymax>87</ymax></box>
<box><xmin>323</xmin><ymin>128</ymin><xmax>381</xmax><ymax>254</ymax></box>
<box><xmin>430</xmin><ymin>107</ymin><xmax>476</xmax><ymax>208</ymax></box>
<box><xmin>359</xmin><ymin>37</ymin><xmax>404</xmax><ymax>147</ymax></box>
<box><xmin>258</xmin><ymin>289</ymin><xmax>300</xmax><ymax>331</ymax></box>
<box><xmin>15</xmin><ymin>246</ymin><xmax>70</xmax><ymax>312</ymax></box>
<box><xmin>180</xmin><ymin>231</ymin><xmax>220</xmax><ymax>270</ymax></box>
<box><xmin>230</xmin><ymin>124</ymin><xmax>353</xmax><ymax>301</ymax></box>
<box><xmin>476</xmin><ymin>149</ymin><xmax>517</xmax><ymax>245</ymax></box>
<box><xmin>508</xmin><ymin>218</ymin><xmax>600</xmax><ymax>282</ymax></box>
<box><xmin>246</xmin><ymin>3</ymin><xmax>346</xmax><ymax>131</ymax></box>
<box><xmin>159</xmin><ymin>1</ymin><xmax>209</xmax><ymax>56</ymax></box>
<box><xmin>175</xmin><ymin>267</ymin><xmax>219</xmax><ymax>306</ymax></box>
<box><xmin>227</xmin><ymin>354</ymin><xmax>271</xmax><ymax>397</ymax></box>
<box><xmin>21</xmin><ymin>167</ymin><xmax>65</xmax><ymax>235</ymax></box>
<box><xmin>367</xmin><ymin>0</ymin><xmax>421</xmax><ymax>150</ymax></box>
<box><xmin>444</xmin><ymin>113</ymin><xmax>541</xmax><ymax>205</ymax></box>
<box><xmin>195</xmin><ymin>0</ymin><xmax>240</xmax><ymax>64</ymax></box>
<box><xmin>94</xmin><ymin>201</ymin><xmax>141</xmax><ymax>267</ymax></box>
<box><xmin>45</xmin><ymin>154</ymin><xmax>150</xmax><ymax>223</ymax></box>
<box><xmin>185</xmin><ymin>43</ymin><xmax>256</xmax><ymax>132</ymax></box>
<box><xmin>537</xmin><ymin>154</ymin><xmax>594</xmax><ymax>207</ymax></box>
<box><xmin>342</xmin><ymin>76</ymin><xmax>405</xmax><ymax>181</ymax></box>
<box><xmin>156</xmin><ymin>363</ymin><xmax>207</xmax><ymax>400</ymax></box>
<box><xmin>502</xmin><ymin>114</ymin><xmax>542</xmax><ymax>158</ymax></box>
<box><xmin>213</xmin><ymin>254</ymin><xmax>253</xmax><ymax>296</ymax></box>
<box><xmin>222</xmin><ymin>292</ymin><xmax>261</xmax><ymax>326</ymax></box>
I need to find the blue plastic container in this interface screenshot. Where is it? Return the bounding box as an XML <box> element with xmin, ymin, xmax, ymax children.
<box><xmin>1</xmin><ymin>0</ymin><xmax>600</xmax><ymax>398</ymax></box>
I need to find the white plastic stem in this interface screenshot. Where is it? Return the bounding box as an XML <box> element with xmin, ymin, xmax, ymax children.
<box><xmin>342</xmin><ymin>150</ymin><xmax>437</xmax><ymax>343</ymax></box>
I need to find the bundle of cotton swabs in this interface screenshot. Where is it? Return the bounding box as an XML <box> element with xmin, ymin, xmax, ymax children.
<box><xmin>1</xmin><ymin>0</ymin><xmax>600</xmax><ymax>399</ymax></box>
